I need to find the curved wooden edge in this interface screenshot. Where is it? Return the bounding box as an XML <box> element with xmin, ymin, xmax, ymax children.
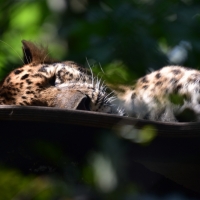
<box><xmin>0</xmin><ymin>105</ymin><xmax>200</xmax><ymax>137</ymax></box>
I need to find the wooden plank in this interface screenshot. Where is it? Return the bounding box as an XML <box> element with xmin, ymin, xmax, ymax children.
<box><xmin>0</xmin><ymin>105</ymin><xmax>200</xmax><ymax>137</ymax></box>
<box><xmin>0</xmin><ymin>105</ymin><xmax>200</xmax><ymax>194</ymax></box>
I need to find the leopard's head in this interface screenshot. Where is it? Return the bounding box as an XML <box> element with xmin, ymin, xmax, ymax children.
<box><xmin>0</xmin><ymin>40</ymin><xmax>124</xmax><ymax>116</ymax></box>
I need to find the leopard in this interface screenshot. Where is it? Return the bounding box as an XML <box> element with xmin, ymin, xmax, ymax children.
<box><xmin>1</xmin><ymin>40</ymin><xmax>200</xmax><ymax>122</ymax></box>
<box><xmin>52</xmin><ymin>53</ymin><xmax>200</xmax><ymax>122</ymax></box>
<box><xmin>0</xmin><ymin>40</ymin><xmax>122</xmax><ymax>115</ymax></box>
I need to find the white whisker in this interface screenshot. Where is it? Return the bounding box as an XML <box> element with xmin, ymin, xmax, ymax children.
<box><xmin>42</xmin><ymin>50</ymin><xmax>51</xmax><ymax>64</ymax></box>
<box><xmin>22</xmin><ymin>46</ymin><xmax>30</xmax><ymax>64</ymax></box>
<box><xmin>86</xmin><ymin>57</ymin><xmax>94</xmax><ymax>86</ymax></box>
<box><xmin>104</xmin><ymin>91</ymin><xmax>115</xmax><ymax>102</ymax></box>
<box><xmin>99</xmin><ymin>62</ymin><xmax>105</xmax><ymax>74</ymax></box>
<box><xmin>0</xmin><ymin>40</ymin><xmax>25</xmax><ymax>64</ymax></box>
<box><xmin>108</xmin><ymin>97</ymin><xmax>117</xmax><ymax>102</ymax></box>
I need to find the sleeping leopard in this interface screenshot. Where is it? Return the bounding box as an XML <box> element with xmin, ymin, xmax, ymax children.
<box><xmin>0</xmin><ymin>40</ymin><xmax>200</xmax><ymax>122</ymax></box>
<box><xmin>0</xmin><ymin>40</ymin><xmax>121</xmax><ymax>115</ymax></box>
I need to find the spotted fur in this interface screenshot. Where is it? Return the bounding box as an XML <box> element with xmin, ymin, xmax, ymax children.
<box><xmin>116</xmin><ymin>66</ymin><xmax>200</xmax><ymax>122</ymax></box>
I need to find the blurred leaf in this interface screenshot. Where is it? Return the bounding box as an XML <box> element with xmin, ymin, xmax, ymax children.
<box><xmin>0</xmin><ymin>166</ymin><xmax>71</xmax><ymax>199</ymax></box>
<box><xmin>169</xmin><ymin>93</ymin><xmax>184</xmax><ymax>105</ymax></box>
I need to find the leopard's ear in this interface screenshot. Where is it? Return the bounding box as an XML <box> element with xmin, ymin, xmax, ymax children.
<box><xmin>22</xmin><ymin>40</ymin><xmax>54</xmax><ymax>65</ymax></box>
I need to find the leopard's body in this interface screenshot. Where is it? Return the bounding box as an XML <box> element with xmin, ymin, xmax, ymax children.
<box><xmin>117</xmin><ymin>66</ymin><xmax>200</xmax><ymax>122</ymax></box>
<box><xmin>1</xmin><ymin>40</ymin><xmax>200</xmax><ymax>122</ymax></box>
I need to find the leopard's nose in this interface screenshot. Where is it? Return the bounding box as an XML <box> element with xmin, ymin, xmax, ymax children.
<box><xmin>77</xmin><ymin>95</ymin><xmax>91</xmax><ymax>111</ymax></box>
<box><xmin>54</xmin><ymin>88</ymin><xmax>91</xmax><ymax>111</ymax></box>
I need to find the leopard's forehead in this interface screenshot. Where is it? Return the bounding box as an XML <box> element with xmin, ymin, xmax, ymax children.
<box><xmin>9</xmin><ymin>61</ymin><xmax>87</xmax><ymax>85</ymax></box>
<box><xmin>2</xmin><ymin>60</ymin><xmax>89</xmax><ymax>93</ymax></box>
<box><xmin>51</xmin><ymin>62</ymin><xmax>91</xmax><ymax>86</ymax></box>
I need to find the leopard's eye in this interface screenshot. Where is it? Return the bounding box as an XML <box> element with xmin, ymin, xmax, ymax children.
<box><xmin>49</xmin><ymin>74</ymin><xmax>56</xmax><ymax>86</ymax></box>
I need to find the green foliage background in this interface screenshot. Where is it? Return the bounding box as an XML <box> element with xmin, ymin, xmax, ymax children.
<box><xmin>1</xmin><ymin>0</ymin><xmax>200</xmax><ymax>199</ymax></box>
<box><xmin>1</xmin><ymin>0</ymin><xmax>200</xmax><ymax>82</ymax></box>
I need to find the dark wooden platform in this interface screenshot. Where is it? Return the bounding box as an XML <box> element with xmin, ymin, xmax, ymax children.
<box><xmin>0</xmin><ymin>105</ymin><xmax>200</xmax><ymax>197</ymax></box>
<box><xmin>1</xmin><ymin>105</ymin><xmax>200</xmax><ymax>136</ymax></box>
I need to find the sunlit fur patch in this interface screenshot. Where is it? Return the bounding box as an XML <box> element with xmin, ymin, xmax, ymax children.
<box><xmin>42</xmin><ymin>61</ymin><xmax>125</xmax><ymax>116</ymax></box>
<box><xmin>57</xmin><ymin>75</ymin><xmax>125</xmax><ymax>116</ymax></box>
